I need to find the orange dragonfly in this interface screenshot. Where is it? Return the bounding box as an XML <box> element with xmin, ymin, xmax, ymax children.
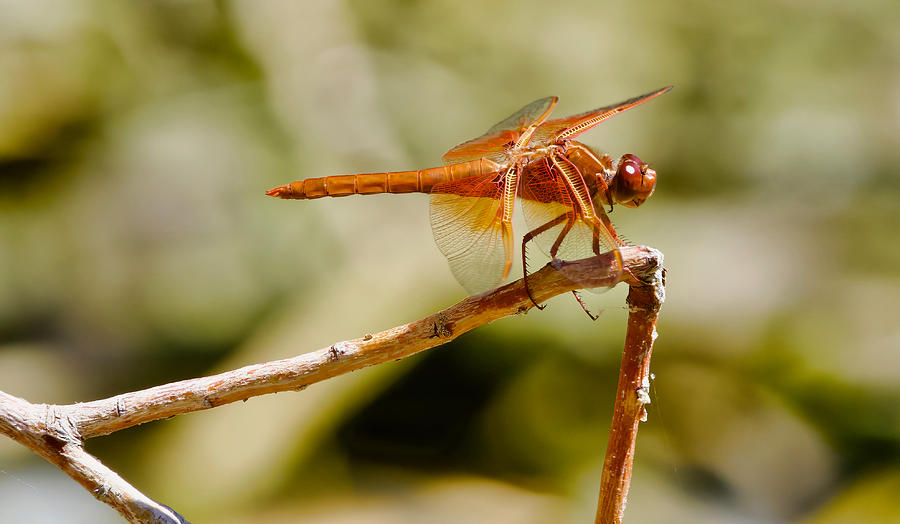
<box><xmin>267</xmin><ymin>86</ymin><xmax>670</xmax><ymax>312</ymax></box>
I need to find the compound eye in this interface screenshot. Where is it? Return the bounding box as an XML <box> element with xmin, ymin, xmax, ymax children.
<box><xmin>618</xmin><ymin>154</ymin><xmax>643</xmax><ymax>187</ymax></box>
<box><xmin>614</xmin><ymin>154</ymin><xmax>657</xmax><ymax>208</ymax></box>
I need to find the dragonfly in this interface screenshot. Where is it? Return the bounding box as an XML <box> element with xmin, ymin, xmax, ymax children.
<box><xmin>267</xmin><ymin>86</ymin><xmax>671</xmax><ymax>315</ymax></box>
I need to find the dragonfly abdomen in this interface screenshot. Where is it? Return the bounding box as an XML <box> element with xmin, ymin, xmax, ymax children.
<box><xmin>266</xmin><ymin>158</ymin><xmax>499</xmax><ymax>199</ymax></box>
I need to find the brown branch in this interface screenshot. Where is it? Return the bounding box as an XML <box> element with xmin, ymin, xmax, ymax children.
<box><xmin>0</xmin><ymin>391</ymin><xmax>188</xmax><ymax>523</ymax></box>
<box><xmin>595</xmin><ymin>253</ymin><xmax>665</xmax><ymax>524</ymax></box>
<box><xmin>61</xmin><ymin>245</ymin><xmax>660</xmax><ymax>439</ymax></box>
<box><xmin>0</xmin><ymin>245</ymin><xmax>662</xmax><ymax>523</ymax></box>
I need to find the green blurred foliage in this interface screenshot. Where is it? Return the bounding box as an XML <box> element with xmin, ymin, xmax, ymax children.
<box><xmin>1</xmin><ymin>1</ymin><xmax>899</xmax><ymax>523</ymax></box>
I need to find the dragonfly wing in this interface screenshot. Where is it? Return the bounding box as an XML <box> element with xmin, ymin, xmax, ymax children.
<box><xmin>531</xmin><ymin>86</ymin><xmax>672</xmax><ymax>145</ymax></box>
<box><xmin>430</xmin><ymin>172</ymin><xmax>513</xmax><ymax>294</ymax></box>
<box><xmin>442</xmin><ymin>96</ymin><xmax>558</xmax><ymax>165</ymax></box>
<box><xmin>485</xmin><ymin>96</ymin><xmax>559</xmax><ymax>135</ymax></box>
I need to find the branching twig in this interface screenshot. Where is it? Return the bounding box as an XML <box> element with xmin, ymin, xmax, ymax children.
<box><xmin>0</xmin><ymin>391</ymin><xmax>188</xmax><ymax>523</ymax></box>
<box><xmin>0</xmin><ymin>245</ymin><xmax>663</xmax><ymax>524</ymax></box>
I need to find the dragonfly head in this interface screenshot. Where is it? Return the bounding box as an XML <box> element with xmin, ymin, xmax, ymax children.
<box><xmin>612</xmin><ymin>154</ymin><xmax>656</xmax><ymax>208</ymax></box>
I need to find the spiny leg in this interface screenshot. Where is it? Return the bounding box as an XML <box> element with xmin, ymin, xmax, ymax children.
<box><xmin>545</xmin><ymin>154</ymin><xmax>608</xmax><ymax>319</ymax></box>
<box><xmin>594</xmin><ymin>173</ymin><xmax>615</xmax><ymax>213</ymax></box>
<box><xmin>590</xmin><ymin>217</ymin><xmax>641</xmax><ymax>285</ymax></box>
<box><xmin>544</xmin><ymin>215</ymin><xmax>601</xmax><ymax>320</ymax></box>
<box><xmin>549</xmin><ymin>216</ymin><xmax>575</xmax><ymax>260</ymax></box>
<box><xmin>521</xmin><ymin>212</ymin><xmax>569</xmax><ymax>310</ymax></box>
<box><xmin>572</xmin><ymin>290</ymin><xmax>599</xmax><ymax>321</ymax></box>
<box><xmin>565</xmin><ymin>220</ymin><xmax>613</xmax><ymax>321</ymax></box>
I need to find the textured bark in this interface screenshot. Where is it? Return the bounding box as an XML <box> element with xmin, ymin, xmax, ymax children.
<box><xmin>595</xmin><ymin>256</ymin><xmax>665</xmax><ymax>523</ymax></box>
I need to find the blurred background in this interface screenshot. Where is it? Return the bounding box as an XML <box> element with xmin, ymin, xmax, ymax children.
<box><xmin>1</xmin><ymin>1</ymin><xmax>898</xmax><ymax>522</ymax></box>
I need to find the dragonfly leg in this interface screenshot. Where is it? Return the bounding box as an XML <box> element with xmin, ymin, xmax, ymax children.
<box><xmin>561</xmin><ymin>219</ymin><xmax>615</xmax><ymax>321</ymax></box>
<box><xmin>521</xmin><ymin>212</ymin><xmax>569</xmax><ymax>309</ymax></box>
<box><xmin>545</xmin><ymin>217</ymin><xmax>603</xmax><ymax>320</ymax></box>
<box><xmin>594</xmin><ymin>172</ymin><xmax>615</xmax><ymax>214</ymax></box>
<box><xmin>549</xmin><ymin>217</ymin><xmax>575</xmax><ymax>258</ymax></box>
<box><xmin>589</xmin><ymin>219</ymin><xmax>638</xmax><ymax>283</ymax></box>
<box><xmin>571</xmin><ymin>290</ymin><xmax>599</xmax><ymax>321</ymax></box>
<box><xmin>618</xmin><ymin>250</ymin><xmax>643</xmax><ymax>283</ymax></box>
<box><xmin>573</xmin><ymin>220</ymin><xmax>602</xmax><ymax>320</ymax></box>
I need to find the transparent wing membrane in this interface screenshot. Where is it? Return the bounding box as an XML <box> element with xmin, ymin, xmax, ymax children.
<box><xmin>530</xmin><ymin>86</ymin><xmax>672</xmax><ymax>146</ymax></box>
<box><xmin>485</xmin><ymin>96</ymin><xmax>559</xmax><ymax>136</ymax></box>
<box><xmin>442</xmin><ymin>96</ymin><xmax>558</xmax><ymax>165</ymax></box>
<box><xmin>429</xmin><ymin>173</ymin><xmax>512</xmax><ymax>294</ymax></box>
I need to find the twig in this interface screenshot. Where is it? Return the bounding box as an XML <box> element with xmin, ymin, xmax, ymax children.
<box><xmin>0</xmin><ymin>391</ymin><xmax>188</xmax><ymax>523</ymax></box>
<box><xmin>61</xmin><ymin>245</ymin><xmax>659</xmax><ymax>439</ymax></box>
<box><xmin>595</xmin><ymin>253</ymin><xmax>665</xmax><ymax>523</ymax></box>
<box><xmin>0</xmin><ymin>245</ymin><xmax>662</xmax><ymax>523</ymax></box>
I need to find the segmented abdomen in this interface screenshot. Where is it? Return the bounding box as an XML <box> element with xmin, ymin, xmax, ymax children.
<box><xmin>266</xmin><ymin>158</ymin><xmax>501</xmax><ymax>200</ymax></box>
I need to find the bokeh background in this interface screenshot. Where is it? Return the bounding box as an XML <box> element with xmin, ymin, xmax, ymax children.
<box><xmin>1</xmin><ymin>1</ymin><xmax>899</xmax><ymax>522</ymax></box>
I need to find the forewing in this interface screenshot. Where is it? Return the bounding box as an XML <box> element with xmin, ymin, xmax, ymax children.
<box><xmin>531</xmin><ymin>86</ymin><xmax>672</xmax><ymax>146</ymax></box>
<box><xmin>430</xmin><ymin>172</ymin><xmax>512</xmax><ymax>294</ymax></box>
<box><xmin>485</xmin><ymin>96</ymin><xmax>559</xmax><ymax>135</ymax></box>
<box><xmin>442</xmin><ymin>96</ymin><xmax>558</xmax><ymax>165</ymax></box>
